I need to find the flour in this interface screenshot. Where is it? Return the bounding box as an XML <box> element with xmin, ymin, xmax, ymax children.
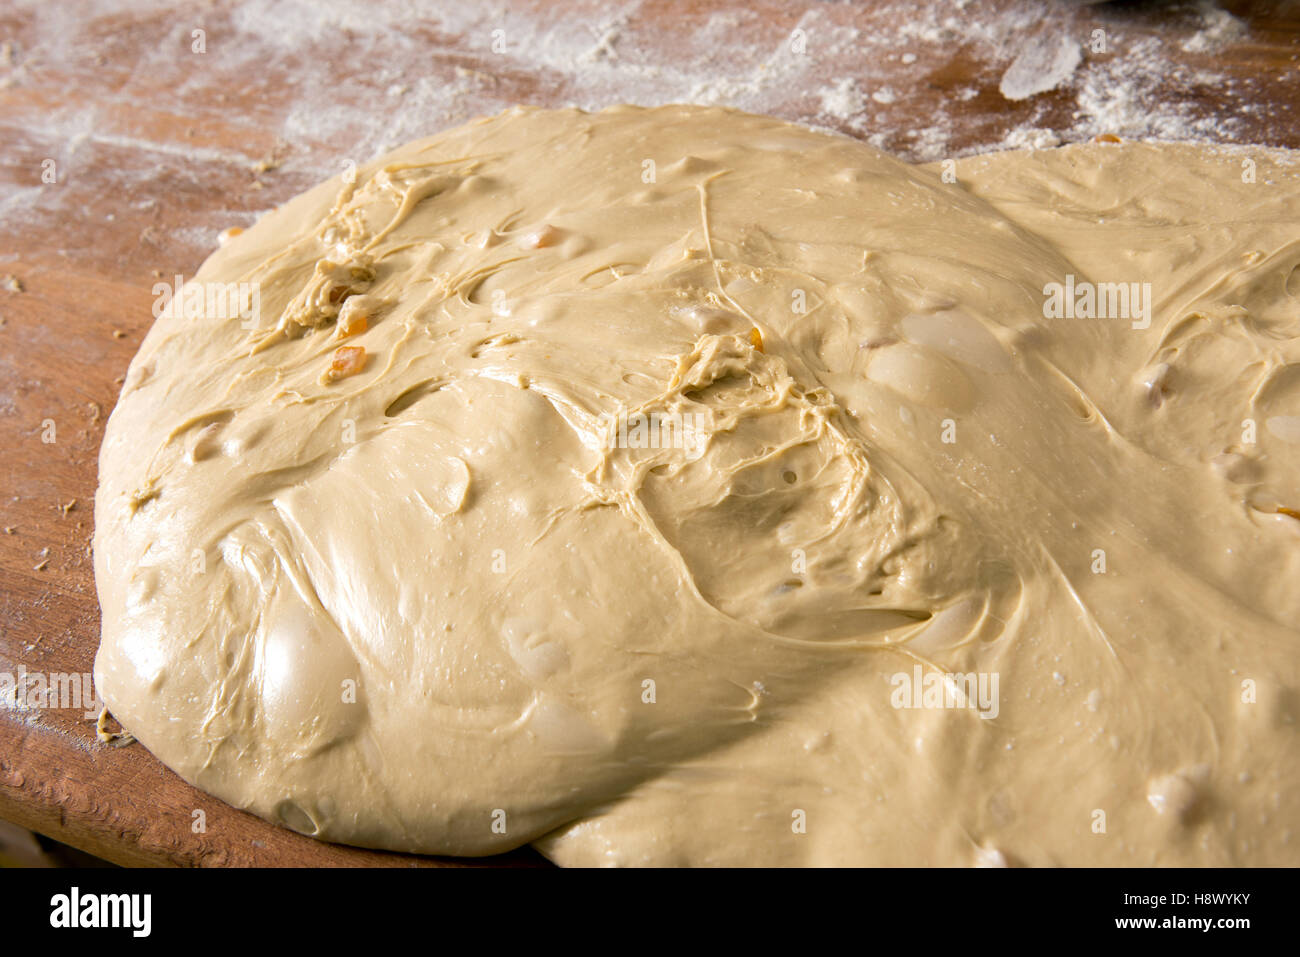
<box><xmin>1183</xmin><ymin>2</ymin><xmax>1246</xmax><ymax>53</ymax></box>
<box><xmin>999</xmin><ymin>33</ymin><xmax>1082</xmax><ymax>101</ymax></box>
<box><xmin>818</xmin><ymin>78</ymin><xmax>868</xmax><ymax>123</ymax></box>
<box><xmin>1001</xmin><ymin>126</ymin><xmax>1062</xmax><ymax>151</ymax></box>
<box><xmin>1069</xmin><ymin>36</ymin><xmax>1243</xmax><ymax>143</ymax></box>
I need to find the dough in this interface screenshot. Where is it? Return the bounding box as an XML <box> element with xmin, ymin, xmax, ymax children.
<box><xmin>94</xmin><ymin>104</ymin><xmax>1300</xmax><ymax>866</ymax></box>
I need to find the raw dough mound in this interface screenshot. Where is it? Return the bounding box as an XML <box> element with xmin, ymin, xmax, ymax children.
<box><xmin>95</xmin><ymin>105</ymin><xmax>1300</xmax><ymax>865</ymax></box>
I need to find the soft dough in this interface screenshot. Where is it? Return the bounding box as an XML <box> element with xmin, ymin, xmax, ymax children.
<box><xmin>94</xmin><ymin>105</ymin><xmax>1300</xmax><ymax>865</ymax></box>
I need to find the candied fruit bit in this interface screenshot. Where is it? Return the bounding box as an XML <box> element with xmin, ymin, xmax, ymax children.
<box><xmin>324</xmin><ymin>345</ymin><xmax>366</xmax><ymax>383</ymax></box>
<box><xmin>521</xmin><ymin>224</ymin><xmax>562</xmax><ymax>249</ymax></box>
<box><xmin>749</xmin><ymin>327</ymin><xmax>765</xmax><ymax>352</ymax></box>
<box><xmin>1277</xmin><ymin>506</ymin><xmax>1300</xmax><ymax>521</ymax></box>
<box><xmin>338</xmin><ymin>313</ymin><xmax>367</xmax><ymax>337</ymax></box>
<box><xmin>336</xmin><ymin>298</ymin><xmax>370</xmax><ymax>338</ymax></box>
<box><xmin>1094</xmin><ymin>133</ymin><xmax>1122</xmax><ymax>144</ymax></box>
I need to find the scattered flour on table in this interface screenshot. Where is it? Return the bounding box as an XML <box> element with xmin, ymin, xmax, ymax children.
<box><xmin>999</xmin><ymin>33</ymin><xmax>1082</xmax><ymax>101</ymax></box>
<box><xmin>819</xmin><ymin>78</ymin><xmax>868</xmax><ymax>121</ymax></box>
<box><xmin>1001</xmin><ymin>126</ymin><xmax>1062</xmax><ymax>151</ymax></box>
<box><xmin>1182</xmin><ymin>2</ymin><xmax>1246</xmax><ymax>53</ymax></box>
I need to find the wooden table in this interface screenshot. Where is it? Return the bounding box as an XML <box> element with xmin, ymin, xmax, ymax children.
<box><xmin>0</xmin><ymin>0</ymin><xmax>1296</xmax><ymax>867</ymax></box>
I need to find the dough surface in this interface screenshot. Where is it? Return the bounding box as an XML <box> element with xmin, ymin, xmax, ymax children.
<box><xmin>94</xmin><ymin>104</ymin><xmax>1300</xmax><ymax>866</ymax></box>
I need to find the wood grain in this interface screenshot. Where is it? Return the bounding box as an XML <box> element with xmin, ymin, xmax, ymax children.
<box><xmin>0</xmin><ymin>0</ymin><xmax>1296</xmax><ymax>867</ymax></box>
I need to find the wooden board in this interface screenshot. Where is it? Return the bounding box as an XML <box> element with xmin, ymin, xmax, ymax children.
<box><xmin>1</xmin><ymin>0</ymin><xmax>1297</xmax><ymax>867</ymax></box>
